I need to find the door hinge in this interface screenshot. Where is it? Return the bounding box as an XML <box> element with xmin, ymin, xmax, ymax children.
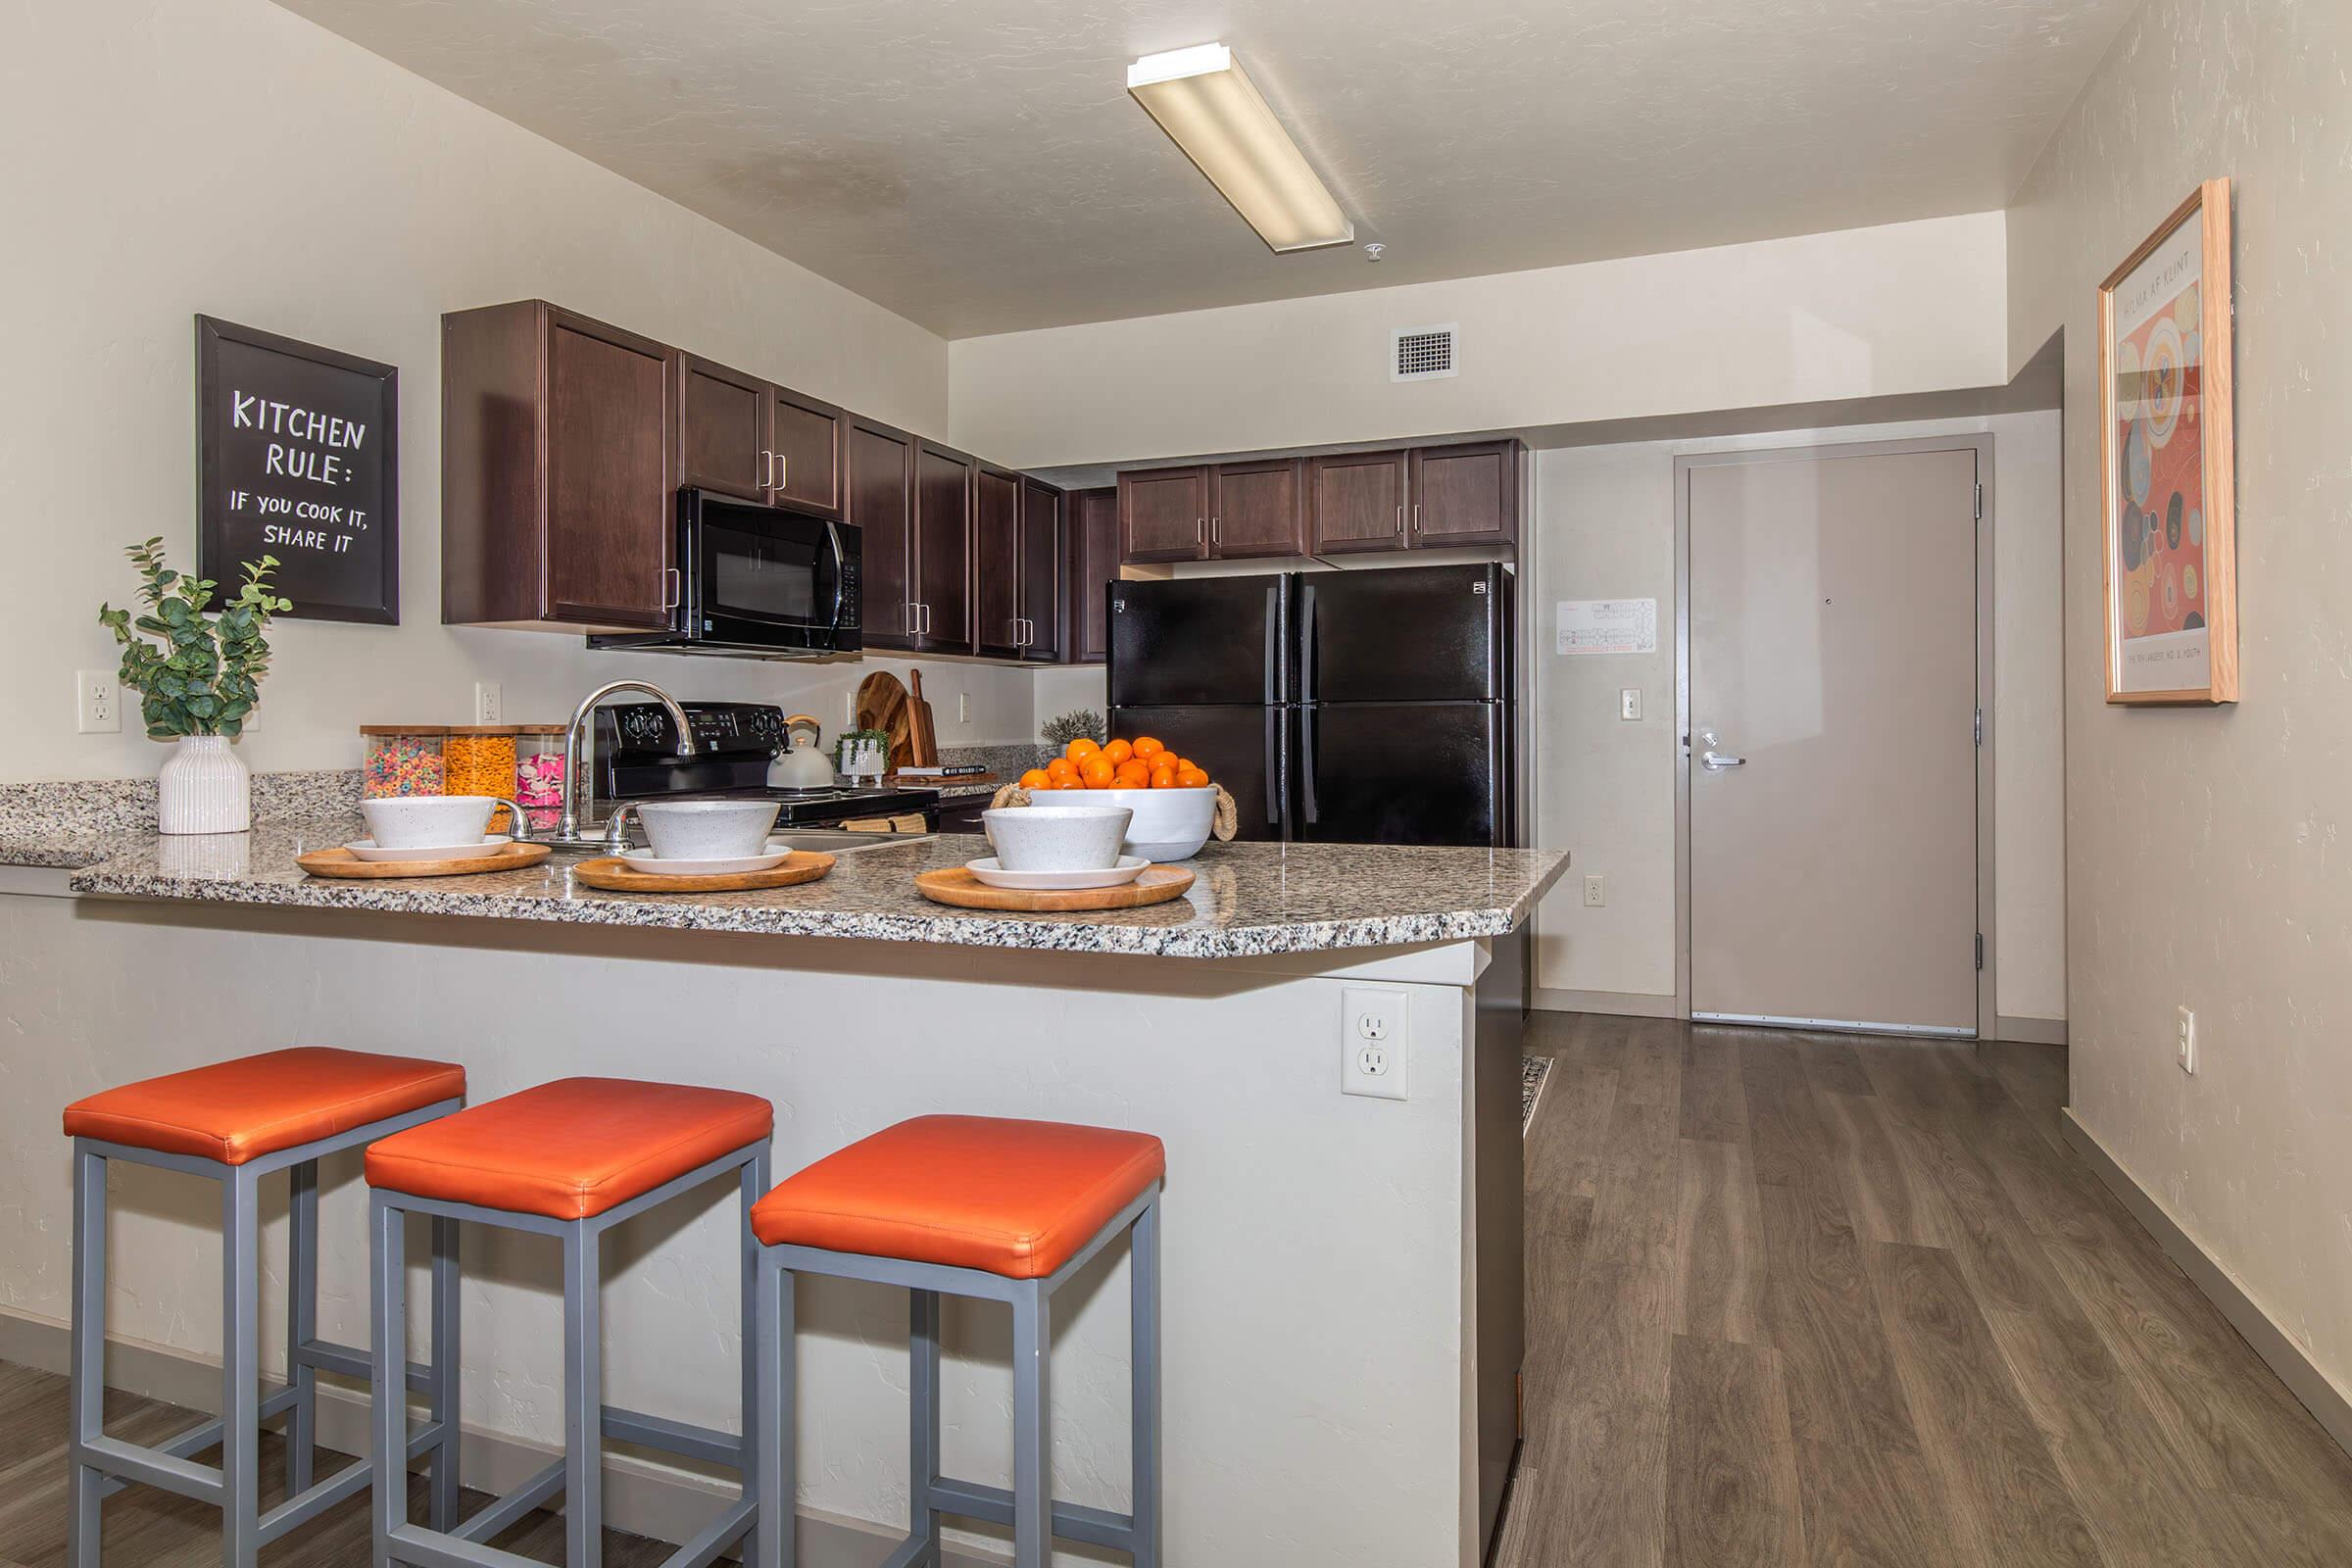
<box><xmin>1974</xmin><ymin>483</ymin><xmax>1984</xmax><ymax>520</ymax></box>
<box><xmin>1975</xmin><ymin>933</ymin><xmax>1985</xmax><ymax>971</ymax></box>
<box><xmin>1974</xmin><ymin>708</ymin><xmax>1984</xmax><ymax>746</ymax></box>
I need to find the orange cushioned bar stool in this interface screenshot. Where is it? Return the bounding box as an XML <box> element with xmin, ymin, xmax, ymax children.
<box><xmin>61</xmin><ymin>1047</ymin><xmax>468</xmax><ymax>1568</ymax></box>
<box><xmin>748</xmin><ymin>1115</ymin><xmax>1165</xmax><ymax>1568</ymax></box>
<box><xmin>362</xmin><ymin>1077</ymin><xmax>773</xmax><ymax>1568</ymax></box>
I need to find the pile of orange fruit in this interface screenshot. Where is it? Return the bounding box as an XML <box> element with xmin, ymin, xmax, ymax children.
<box><xmin>1020</xmin><ymin>736</ymin><xmax>1211</xmax><ymax>792</ymax></box>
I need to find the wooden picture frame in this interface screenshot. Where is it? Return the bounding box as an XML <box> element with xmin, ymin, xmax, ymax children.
<box><xmin>2098</xmin><ymin>179</ymin><xmax>2234</xmax><ymax>704</ymax></box>
<box><xmin>197</xmin><ymin>316</ymin><xmax>400</xmax><ymax>624</ymax></box>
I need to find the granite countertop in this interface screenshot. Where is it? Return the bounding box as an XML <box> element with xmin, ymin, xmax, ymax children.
<box><xmin>61</xmin><ymin>816</ymin><xmax>1568</xmax><ymax>959</ymax></box>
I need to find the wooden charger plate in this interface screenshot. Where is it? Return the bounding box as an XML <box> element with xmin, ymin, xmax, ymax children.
<box><xmin>297</xmin><ymin>842</ymin><xmax>552</xmax><ymax>879</ymax></box>
<box><xmin>571</xmin><ymin>852</ymin><xmax>834</xmax><ymax>894</ymax></box>
<box><xmin>914</xmin><ymin>864</ymin><xmax>1195</xmax><ymax>912</ymax></box>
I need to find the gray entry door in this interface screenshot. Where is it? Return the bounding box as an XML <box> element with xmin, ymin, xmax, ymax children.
<box><xmin>1686</xmin><ymin>444</ymin><xmax>1981</xmax><ymax>1036</ymax></box>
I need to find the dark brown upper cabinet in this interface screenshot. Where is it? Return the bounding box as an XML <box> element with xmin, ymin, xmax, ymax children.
<box><xmin>914</xmin><ymin>442</ymin><xmax>975</xmax><ymax>654</ymax></box>
<box><xmin>1068</xmin><ymin>487</ymin><xmax>1118</xmax><ymax>663</ymax></box>
<box><xmin>848</xmin><ymin>416</ymin><xmax>916</xmax><ymax>650</ymax></box>
<box><xmin>1120</xmin><ymin>466</ymin><xmax>1210</xmax><ymax>564</ymax></box>
<box><xmin>973</xmin><ymin>466</ymin><xmax>1023</xmax><ymax>661</ymax></box>
<box><xmin>1210</xmin><ymin>458</ymin><xmax>1306</xmax><ymax>560</ymax></box>
<box><xmin>1308</xmin><ymin>450</ymin><xmax>1410</xmax><ymax>555</ymax></box>
<box><xmin>443</xmin><ymin>301</ymin><xmax>674</xmax><ymax>630</ymax></box>
<box><xmin>768</xmin><ymin>385</ymin><xmax>843</xmax><ymax>517</ymax></box>
<box><xmin>1017</xmin><ymin>478</ymin><xmax>1064</xmax><ymax>662</ymax></box>
<box><xmin>1408</xmin><ymin>440</ymin><xmax>1520</xmax><ymax>547</ymax></box>
<box><xmin>673</xmin><ymin>353</ymin><xmax>770</xmax><ymax>504</ymax></box>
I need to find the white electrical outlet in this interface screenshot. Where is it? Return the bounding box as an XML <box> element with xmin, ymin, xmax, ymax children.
<box><xmin>1342</xmin><ymin>987</ymin><xmax>1409</xmax><ymax>1100</ymax></box>
<box><xmin>1583</xmin><ymin>873</ymin><xmax>1605</xmax><ymax>907</ymax></box>
<box><xmin>957</xmin><ymin>693</ymin><xmax>970</xmax><ymax>724</ymax></box>
<box><xmin>1620</xmin><ymin>688</ymin><xmax>1642</xmax><ymax>721</ymax></box>
<box><xmin>2178</xmin><ymin>1005</ymin><xmax>2196</xmax><ymax>1074</ymax></box>
<box><xmin>75</xmin><ymin>669</ymin><xmax>121</xmax><ymax>734</ymax></box>
<box><xmin>474</xmin><ymin>681</ymin><xmax>503</xmax><ymax>724</ymax></box>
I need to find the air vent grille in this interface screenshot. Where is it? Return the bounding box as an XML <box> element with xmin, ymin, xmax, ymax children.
<box><xmin>1392</xmin><ymin>325</ymin><xmax>1458</xmax><ymax>381</ymax></box>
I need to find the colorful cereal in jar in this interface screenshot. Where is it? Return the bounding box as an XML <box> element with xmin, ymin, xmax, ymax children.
<box><xmin>364</xmin><ymin>731</ymin><xmax>444</xmax><ymax>798</ymax></box>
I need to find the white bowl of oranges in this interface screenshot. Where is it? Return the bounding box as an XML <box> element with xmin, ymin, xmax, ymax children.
<box><xmin>1019</xmin><ymin>737</ymin><xmax>1218</xmax><ymax>861</ymax></box>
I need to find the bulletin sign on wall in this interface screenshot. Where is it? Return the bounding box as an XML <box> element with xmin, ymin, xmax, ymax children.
<box><xmin>196</xmin><ymin>316</ymin><xmax>399</xmax><ymax>623</ymax></box>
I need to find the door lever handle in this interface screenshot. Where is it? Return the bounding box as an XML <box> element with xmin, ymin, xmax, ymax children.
<box><xmin>1700</xmin><ymin>751</ymin><xmax>1746</xmax><ymax>770</ymax></box>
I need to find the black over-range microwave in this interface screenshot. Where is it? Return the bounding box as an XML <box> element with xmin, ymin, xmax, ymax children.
<box><xmin>590</xmin><ymin>488</ymin><xmax>861</xmax><ymax>660</ymax></box>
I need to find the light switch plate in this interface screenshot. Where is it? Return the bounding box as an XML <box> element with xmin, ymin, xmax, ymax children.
<box><xmin>2178</xmin><ymin>1005</ymin><xmax>2196</xmax><ymax>1073</ymax></box>
<box><xmin>1620</xmin><ymin>688</ymin><xmax>1642</xmax><ymax>721</ymax></box>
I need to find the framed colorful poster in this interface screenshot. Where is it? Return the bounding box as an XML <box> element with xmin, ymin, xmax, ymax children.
<box><xmin>2098</xmin><ymin>179</ymin><xmax>2235</xmax><ymax>704</ymax></box>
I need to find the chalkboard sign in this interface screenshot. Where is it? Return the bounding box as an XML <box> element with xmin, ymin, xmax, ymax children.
<box><xmin>197</xmin><ymin>316</ymin><xmax>399</xmax><ymax>623</ymax></box>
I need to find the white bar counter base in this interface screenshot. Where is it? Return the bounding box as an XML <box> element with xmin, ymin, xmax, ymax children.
<box><xmin>0</xmin><ymin>822</ymin><xmax>1564</xmax><ymax>1567</ymax></box>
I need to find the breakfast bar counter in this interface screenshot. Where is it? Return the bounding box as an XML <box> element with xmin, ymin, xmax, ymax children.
<box><xmin>59</xmin><ymin>817</ymin><xmax>1565</xmax><ymax>958</ymax></box>
<box><xmin>3</xmin><ymin>823</ymin><xmax>1558</xmax><ymax>1567</ymax></box>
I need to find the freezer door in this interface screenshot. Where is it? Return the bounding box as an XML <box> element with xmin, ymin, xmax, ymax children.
<box><xmin>1298</xmin><ymin>564</ymin><xmax>1507</xmax><ymax>704</ymax></box>
<box><xmin>1297</xmin><ymin>702</ymin><xmax>1506</xmax><ymax>847</ymax></box>
<box><xmin>1107</xmin><ymin>576</ymin><xmax>1291</xmax><ymax>707</ymax></box>
<box><xmin>1106</xmin><ymin>704</ymin><xmax>1289</xmax><ymax>840</ymax></box>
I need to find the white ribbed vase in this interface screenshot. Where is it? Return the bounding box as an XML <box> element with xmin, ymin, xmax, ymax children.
<box><xmin>157</xmin><ymin>735</ymin><xmax>251</xmax><ymax>834</ymax></box>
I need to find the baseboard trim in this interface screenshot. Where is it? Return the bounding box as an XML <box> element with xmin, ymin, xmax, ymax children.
<box><xmin>0</xmin><ymin>1306</ymin><xmax>997</xmax><ymax>1567</ymax></box>
<box><xmin>1995</xmin><ymin>1014</ymin><xmax>2069</xmax><ymax>1046</ymax></box>
<box><xmin>1531</xmin><ymin>986</ymin><xmax>1682</xmax><ymax>1019</ymax></box>
<box><xmin>2060</xmin><ymin>1108</ymin><xmax>2352</xmax><ymax>1461</ymax></box>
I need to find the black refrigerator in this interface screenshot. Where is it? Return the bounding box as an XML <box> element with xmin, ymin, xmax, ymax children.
<box><xmin>1107</xmin><ymin>564</ymin><xmax>1515</xmax><ymax>847</ymax></box>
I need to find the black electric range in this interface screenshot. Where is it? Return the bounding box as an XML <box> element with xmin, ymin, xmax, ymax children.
<box><xmin>593</xmin><ymin>702</ymin><xmax>940</xmax><ymax>827</ymax></box>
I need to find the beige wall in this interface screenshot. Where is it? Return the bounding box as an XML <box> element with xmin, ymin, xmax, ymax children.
<box><xmin>2007</xmin><ymin>1</ymin><xmax>2352</xmax><ymax>1395</ymax></box>
<box><xmin>1524</xmin><ymin>411</ymin><xmax>2066</xmax><ymax>1021</ymax></box>
<box><xmin>947</xmin><ymin>212</ymin><xmax>2009</xmax><ymax>469</ymax></box>
<box><xmin>0</xmin><ymin>0</ymin><xmax>1046</xmax><ymax>785</ymax></box>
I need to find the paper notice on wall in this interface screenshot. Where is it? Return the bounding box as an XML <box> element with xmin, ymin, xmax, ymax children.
<box><xmin>1554</xmin><ymin>598</ymin><xmax>1657</xmax><ymax>656</ymax></box>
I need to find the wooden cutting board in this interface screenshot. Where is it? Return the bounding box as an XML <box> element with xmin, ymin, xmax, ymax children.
<box><xmin>913</xmin><ymin>864</ymin><xmax>1195</xmax><ymax>912</ymax></box>
<box><xmin>571</xmin><ymin>852</ymin><xmax>834</xmax><ymax>894</ymax></box>
<box><xmin>297</xmin><ymin>843</ymin><xmax>551</xmax><ymax>879</ymax></box>
<box><xmin>906</xmin><ymin>669</ymin><xmax>940</xmax><ymax>768</ymax></box>
<box><xmin>855</xmin><ymin>671</ymin><xmax>913</xmax><ymax>772</ymax></box>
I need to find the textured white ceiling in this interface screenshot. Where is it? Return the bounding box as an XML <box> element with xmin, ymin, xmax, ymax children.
<box><xmin>274</xmin><ymin>0</ymin><xmax>2140</xmax><ymax>338</ymax></box>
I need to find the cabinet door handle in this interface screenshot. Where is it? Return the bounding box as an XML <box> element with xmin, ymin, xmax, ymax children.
<box><xmin>1396</xmin><ymin>505</ymin><xmax>1404</xmax><ymax>537</ymax></box>
<box><xmin>1197</xmin><ymin>517</ymin><xmax>1205</xmax><ymax>549</ymax></box>
<box><xmin>662</xmin><ymin>567</ymin><xmax>681</xmax><ymax>612</ymax></box>
<box><xmin>1211</xmin><ymin>516</ymin><xmax>1221</xmax><ymax>548</ymax></box>
<box><xmin>758</xmin><ymin>450</ymin><xmax>773</xmax><ymax>490</ymax></box>
<box><xmin>775</xmin><ymin>454</ymin><xmax>789</xmax><ymax>495</ymax></box>
<box><xmin>906</xmin><ymin>601</ymin><xmax>919</xmax><ymax>634</ymax></box>
<box><xmin>1411</xmin><ymin>502</ymin><xmax>1420</xmax><ymax>534</ymax></box>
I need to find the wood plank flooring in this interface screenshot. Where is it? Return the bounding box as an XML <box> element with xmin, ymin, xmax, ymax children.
<box><xmin>1497</xmin><ymin>1015</ymin><xmax>2352</xmax><ymax>1568</ymax></box>
<box><xmin>0</xmin><ymin>1362</ymin><xmax>674</xmax><ymax>1566</ymax></box>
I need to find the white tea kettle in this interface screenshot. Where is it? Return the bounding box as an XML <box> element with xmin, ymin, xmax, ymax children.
<box><xmin>768</xmin><ymin>713</ymin><xmax>837</xmax><ymax>789</ymax></box>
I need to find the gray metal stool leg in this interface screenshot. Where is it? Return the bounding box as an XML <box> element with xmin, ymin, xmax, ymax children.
<box><xmin>68</xmin><ymin>1147</ymin><xmax>108</xmax><ymax>1568</ymax></box>
<box><xmin>564</xmin><ymin>1220</ymin><xmax>606</xmax><ymax>1568</ymax></box>
<box><xmin>370</xmin><ymin>1191</ymin><xmax>409</xmax><ymax>1568</ymax></box>
<box><xmin>738</xmin><ymin>1152</ymin><xmax>770</xmax><ymax>1568</ymax></box>
<box><xmin>285</xmin><ymin>1159</ymin><xmax>319</xmax><ymax>1500</ymax></box>
<box><xmin>428</xmin><ymin>1216</ymin><xmax>462</xmax><ymax>1531</ymax></box>
<box><xmin>221</xmin><ymin>1166</ymin><xmax>262</xmax><ymax>1568</ymax></box>
<box><xmin>753</xmin><ymin>1259</ymin><xmax>794</xmax><ymax>1568</ymax></box>
<box><xmin>908</xmin><ymin>1290</ymin><xmax>944</xmax><ymax>1566</ymax></box>
<box><xmin>1009</xmin><ymin>1282</ymin><xmax>1053</xmax><ymax>1568</ymax></box>
<box><xmin>1130</xmin><ymin>1197</ymin><xmax>1161</xmax><ymax>1568</ymax></box>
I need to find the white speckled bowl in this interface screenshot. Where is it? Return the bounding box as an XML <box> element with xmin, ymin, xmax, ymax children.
<box><xmin>636</xmin><ymin>799</ymin><xmax>783</xmax><ymax>860</ymax></box>
<box><xmin>358</xmin><ymin>795</ymin><xmax>497</xmax><ymax>850</ymax></box>
<box><xmin>983</xmin><ymin>806</ymin><xmax>1133</xmax><ymax>872</ymax></box>
<box><xmin>1084</xmin><ymin>787</ymin><xmax>1218</xmax><ymax>860</ymax></box>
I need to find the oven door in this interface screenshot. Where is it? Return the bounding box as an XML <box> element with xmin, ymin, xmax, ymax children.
<box><xmin>680</xmin><ymin>489</ymin><xmax>854</xmax><ymax>650</ymax></box>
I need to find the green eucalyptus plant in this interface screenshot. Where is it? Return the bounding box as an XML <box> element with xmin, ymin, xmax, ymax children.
<box><xmin>98</xmin><ymin>538</ymin><xmax>292</xmax><ymax>741</ymax></box>
<box><xmin>1041</xmin><ymin>708</ymin><xmax>1106</xmax><ymax>749</ymax></box>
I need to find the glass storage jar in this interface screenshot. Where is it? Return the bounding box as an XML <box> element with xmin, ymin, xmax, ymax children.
<box><xmin>362</xmin><ymin>727</ymin><xmax>446</xmax><ymax>798</ymax></box>
<box><xmin>443</xmin><ymin>727</ymin><xmax>521</xmax><ymax>830</ymax></box>
<box><xmin>514</xmin><ymin>726</ymin><xmax>567</xmax><ymax>835</ymax></box>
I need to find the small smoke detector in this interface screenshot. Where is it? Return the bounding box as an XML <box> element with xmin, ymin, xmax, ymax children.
<box><xmin>1391</xmin><ymin>324</ymin><xmax>1458</xmax><ymax>382</ymax></box>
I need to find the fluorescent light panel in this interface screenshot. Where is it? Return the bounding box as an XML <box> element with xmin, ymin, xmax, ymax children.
<box><xmin>1127</xmin><ymin>43</ymin><xmax>1352</xmax><ymax>253</ymax></box>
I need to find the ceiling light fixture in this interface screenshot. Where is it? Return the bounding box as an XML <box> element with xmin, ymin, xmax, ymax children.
<box><xmin>1126</xmin><ymin>43</ymin><xmax>1353</xmax><ymax>253</ymax></box>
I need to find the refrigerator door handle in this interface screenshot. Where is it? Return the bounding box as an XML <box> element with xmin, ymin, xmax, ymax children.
<box><xmin>1264</xmin><ymin>708</ymin><xmax>1285</xmax><ymax>829</ymax></box>
<box><xmin>1299</xmin><ymin>706</ymin><xmax>1319</xmax><ymax>826</ymax></box>
<box><xmin>1264</xmin><ymin>580</ymin><xmax>1282</xmax><ymax>705</ymax></box>
<box><xmin>1298</xmin><ymin>580</ymin><xmax>1318</xmax><ymax>704</ymax></box>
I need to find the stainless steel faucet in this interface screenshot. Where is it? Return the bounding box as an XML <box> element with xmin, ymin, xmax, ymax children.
<box><xmin>556</xmin><ymin>680</ymin><xmax>698</xmax><ymax>843</ymax></box>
